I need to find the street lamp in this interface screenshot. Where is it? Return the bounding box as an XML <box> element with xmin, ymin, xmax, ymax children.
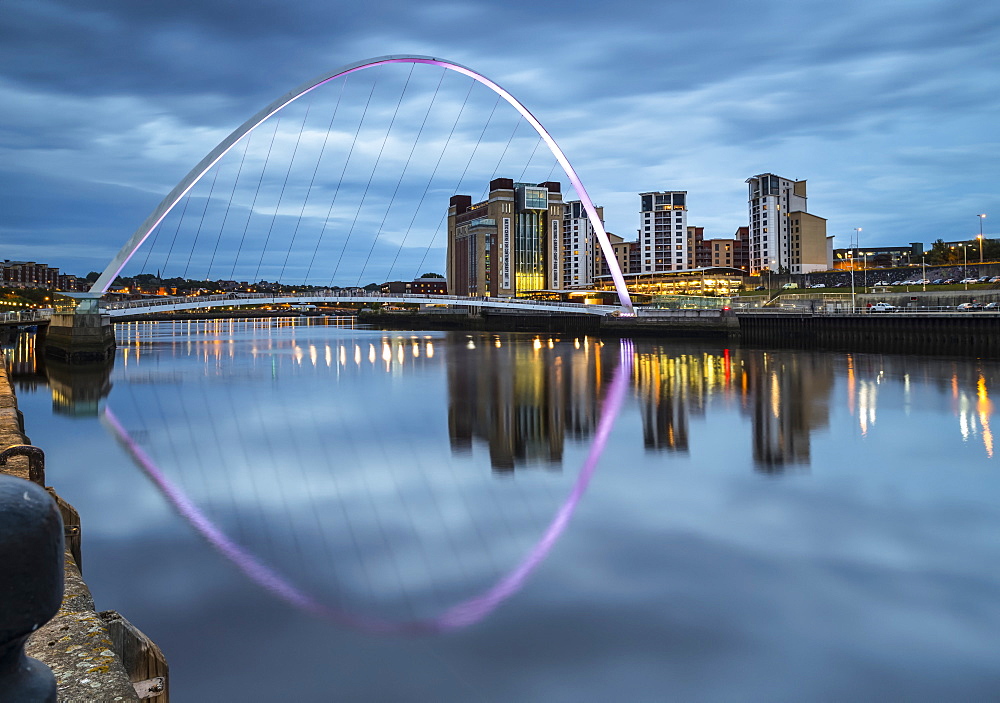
<box><xmin>963</xmin><ymin>244</ymin><xmax>969</xmax><ymax>288</ymax></box>
<box><xmin>979</xmin><ymin>213</ymin><xmax>986</xmax><ymax>263</ymax></box>
<box><xmin>851</xmin><ymin>228</ymin><xmax>861</xmax><ymax>309</ymax></box>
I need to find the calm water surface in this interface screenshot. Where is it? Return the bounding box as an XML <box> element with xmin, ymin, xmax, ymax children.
<box><xmin>7</xmin><ymin>318</ymin><xmax>1000</xmax><ymax>702</ymax></box>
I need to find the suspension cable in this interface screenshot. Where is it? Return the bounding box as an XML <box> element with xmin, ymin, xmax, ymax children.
<box><xmin>281</xmin><ymin>77</ymin><xmax>348</xmax><ymax>285</ymax></box>
<box><xmin>311</xmin><ymin>80</ymin><xmax>378</xmax><ymax>288</ymax></box>
<box><xmin>205</xmin><ymin>130</ymin><xmax>254</xmax><ymax>280</ymax></box>
<box><xmin>330</xmin><ymin>64</ymin><xmax>415</xmax><ymax>287</ymax></box>
<box><xmin>253</xmin><ymin>102</ymin><xmax>312</xmax><ymax>284</ymax></box>
<box><xmin>229</xmin><ymin>114</ymin><xmax>282</xmax><ymax>282</ymax></box>
<box><xmin>391</xmin><ymin>75</ymin><xmax>475</xmax><ymax>279</ymax></box>
<box><xmin>358</xmin><ymin>68</ymin><xmax>446</xmax><ymax>285</ymax></box>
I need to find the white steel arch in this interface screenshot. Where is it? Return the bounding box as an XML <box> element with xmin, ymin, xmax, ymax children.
<box><xmin>93</xmin><ymin>55</ymin><xmax>635</xmax><ymax>314</ymax></box>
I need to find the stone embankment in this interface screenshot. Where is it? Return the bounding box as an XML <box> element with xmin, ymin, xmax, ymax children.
<box><xmin>0</xmin><ymin>363</ymin><xmax>166</xmax><ymax>701</ymax></box>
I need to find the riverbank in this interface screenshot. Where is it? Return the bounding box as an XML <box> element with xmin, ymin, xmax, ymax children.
<box><xmin>0</xmin><ymin>363</ymin><xmax>166</xmax><ymax>701</ymax></box>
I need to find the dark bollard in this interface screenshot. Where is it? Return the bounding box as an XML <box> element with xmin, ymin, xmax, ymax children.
<box><xmin>0</xmin><ymin>475</ymin><xmax>64</xmax><ymax>702</ymax></box>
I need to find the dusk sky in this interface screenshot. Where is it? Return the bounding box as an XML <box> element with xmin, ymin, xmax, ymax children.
<box><xmin>2</xmin><ymin>0</ymin><xmax>999</xmax><ymax>281</ymax></box>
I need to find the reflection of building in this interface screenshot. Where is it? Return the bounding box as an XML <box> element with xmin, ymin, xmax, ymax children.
<box><xmin>447</xmin><ymin>334</ymin><xmax>607</xmax><ymax>472</ymax></box>
<box><xmin>447</xmin><ymin>179</ymin><xmax>564</xmax><ymax>297</ymax></box>
<box><xmin>746</xmin><ymin>173</ymin><xmax>831</xmax><ymax>275</ymax></box>
<box><xmin>740</xmin><ymin>352</ymin><xmax>833</xmax><ymax>471</ymax></box>
<box><xmin>2</xmin><ymin>331</ymin><xmax>113</xmax><ymax>416</ymax></box>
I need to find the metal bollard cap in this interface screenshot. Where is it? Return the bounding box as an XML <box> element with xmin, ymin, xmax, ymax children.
<box><xmin>0</xmin><ymin>475</ymin><xmax>64</xmax><ymax>643</ymax></box>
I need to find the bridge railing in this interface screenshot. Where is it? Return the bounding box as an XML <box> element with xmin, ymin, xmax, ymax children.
<box><xmin>0</xmin><ymin>310</ymin><xmax>52</xmax><ymax>324</ymax></box>
<box><xmin>102</xmin><ymin>292</ymin><xmax>607</xmax><ymax>312</ymax></box>
<box><xmin>736</xmin><ymin>305</ymin><xmax>997</xmax><ymax>315</ymax></box>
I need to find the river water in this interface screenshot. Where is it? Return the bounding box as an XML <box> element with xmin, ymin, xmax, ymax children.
<box><xmin>6</xmin><ymin>318</ymin><xmax>1000</xmax><ymax>701</ymax></box>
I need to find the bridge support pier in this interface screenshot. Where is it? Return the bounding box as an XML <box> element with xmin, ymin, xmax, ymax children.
<box><xmin>40</xmin><ymin>297</ymin><xmax>116</xmax><ymax>364</ymax></box>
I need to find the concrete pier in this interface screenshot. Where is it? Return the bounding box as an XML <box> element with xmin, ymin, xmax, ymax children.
<box><xmin>40</xmin><ymin>298</ymin><xmax>116</xmax><ymax>364</ymax></box>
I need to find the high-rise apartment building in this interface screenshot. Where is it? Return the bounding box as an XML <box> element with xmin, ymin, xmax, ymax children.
<box><xmin>746</xmin><ymin>173</ymin><xmax>829</xmax><ymax>274</ymax></box>
<box><xmin>639</xmin><ymin>191</ymin><xmax>688</xmax><ymax>272</ymax></box>
<box><xmin>561</xmin><ymin>201</ymin><xmax>605</xmax><ymax>288</ymax></box>
<box><xmin>447</xmin><ymin>179</ymin><xmax>564</xmax><ymax>296</ymax></box>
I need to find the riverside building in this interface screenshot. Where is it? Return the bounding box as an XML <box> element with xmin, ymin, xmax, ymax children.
<box><xmin>561</xmin><ymin>200</ymin><xmax>605</xmax><ymax>288</ymax></box>
<box><xmin>639</xmin><ymin>191</ymin><xmax>688</xmax><ymax>272</ymax></box>
<box><xmin>746</xmin><ymin>173</ymin><xmax>831</xmax><ymax>275</ymax></box>
<box><xmin>447</xmin><ymin>179</ymin><xmax>564</xmax><ymax>297</ymax></box>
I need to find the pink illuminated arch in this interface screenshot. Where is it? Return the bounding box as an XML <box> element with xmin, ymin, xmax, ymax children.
<box><xmin>91</xmin><ymin>55</ymin><xmax>634</xmax><ymax>314</ymax></box>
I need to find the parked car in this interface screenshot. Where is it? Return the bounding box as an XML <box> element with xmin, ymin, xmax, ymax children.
<box><xmin>960</xmin><ymin>278</ymin><xmax>979</xmax><ymax>284</ymax></box>
<box><xmin>978</xmin><ymin>276</ymin><xmax>992</xmax><ymax>283</ymax></box>
<box><xmin>875</xmin><ymin>280</ymin><xmax>891</xmax><ymax>286</ymax></box>
<box><xmin>869</xmin><ymin>302</ymin><xmax>897</xmax><ymax>312</ymax></box>
<box><xmin>754</xmin><ymin>285</ymin><xmax>766</xmax><ymax>290</ymax></box>
<box><xmin>957</xmin><ymin>302</ymin><xmax>983</xmax><ymax>311</ymax></box>
<box><xmin>809</xmin><ymin>283</ymin><xmax>825</xmax><ymax>288</ymax></box>
<box><xmin>990</xmin><ymin>276</ymin><xmax>1000</xmax><ymax>284</ymax></box>
<box><xmin>984</xmin><ymin>302</ymin><xmax>999</xmax><ymax>310</ymax></box>
<box><xmin>932</xmin><ymin>279</ymin><xmax>945</xmax><ymax>285</ymax></box>
<box><xmin>943</xmin><ymin>278</ymin><xmax>957</xmax><ymax>284</ymax></box>
<box><xmin>781</xmin><ymin>282</ymin><xmax>799</xmax><ymax>289</ymax></box>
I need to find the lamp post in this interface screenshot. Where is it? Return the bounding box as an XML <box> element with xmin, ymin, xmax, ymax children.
<box><xmin>922</xmin><ymin>256</ymin><xmax>927</xmax><ymax>292</ymax></box>
<box><xmin>979</xmin><ymin>213</ymin><xmax>986</xmax><ymax>263</ymax></box>
<box><xmin>852</xmin><ymin>228</ymin><xmax>861</xmax><ymax>309</ymax></box>
<box><xmin>963</xmin><ymin>244</ymin><xmax>968</xmax><ymax>289</ymax></box>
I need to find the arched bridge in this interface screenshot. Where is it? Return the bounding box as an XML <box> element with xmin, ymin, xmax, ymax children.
<box><xmin>83</xmin><ymin>54</ymin><xmax>636</xmax><ymax>317</ymax></box>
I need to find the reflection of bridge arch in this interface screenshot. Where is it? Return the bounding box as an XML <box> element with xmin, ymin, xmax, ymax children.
<box><xmin>92</xmin><ymin>55</ymin><xmax>635</xmax><ymax>315</ymax></box>
<box><xmin>102</xmin><ymin>340</ymin><xmax>634</xmax><ymax>634</ymax></box>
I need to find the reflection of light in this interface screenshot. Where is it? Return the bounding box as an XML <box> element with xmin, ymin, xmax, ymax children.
<box><xmin>979</xmin><ymin>374</ymin><xmax>994</xmax><ymax>458</ymax></box>
<box><xmin>495</xmin><ymin>338</ymin><xmax>502</xmax><ymax>348</ymax></box>
<box><xmin>958</xmin><ymin>392</ymin><xmax>972</xmax><ymax>441</ymax></box>
<box><xmin>397</xmin><ymin>344</ymin><xmax>404</xmax><ymax>364</ymax></box>
<box><xmin>770</xmin><ymin>372</ymin><xmax>780</xmax><ymax>419</ymax></box>
<box><xmin>858</xmin><ymin>380</ymin><xmax>877</xmax><ymax>436</ymax></box>
<box><xmin>533</xmin><ymin>338</ymin><xmax>542</xmax><ymax>351</ymax></box>
<box><xmin>846</xmin><ymin>355</ymin><xmax>855</xmax><ymax>416</ymax></box>
<box><xmin>467</xmin><ymin>339</ymin><xmax>476</xmax><ymax>350</ymax></box>
<box><xmin>574</xmin><ymin>339</ymin><xmax>580</xmax><ymax>350</ymax></box>
<box><xmin>426</xmin><ymin>342</ymin><xmax>434</xmax><ymax>358</ymax></box>
<box><xmin>412</xmin><ymin>343</ymin><xmax>420</xmax><ymax>358</ymax></box>
<box><xmin>325</xmin><ymin>345</ymin><xmax>332</xmax><ymax>367</ymax></box>
<box><xmin>368</xmin><ymin>344</ymin><xmax>376</xmax><ymax>364</ymax></box>
<box><xmin>354</xmin><ymin>345</ymin><xmax>361</xmax><ymax>366</ymax></box>
<box><xmin>309</xmin><ymin>345</ymin><xmax>318</xmax><ymax>367</ymax></box>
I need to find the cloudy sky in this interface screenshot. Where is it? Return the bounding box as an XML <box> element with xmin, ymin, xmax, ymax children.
<box><xmin>2</xmin><ymin>0</ymin><xmax>999</xmax><ymax>282</ymax></box>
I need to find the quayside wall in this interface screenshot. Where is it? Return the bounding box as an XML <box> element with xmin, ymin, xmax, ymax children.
<box><xmin>737</xmin><ymin>312</ymin><xmax>1000</xmax><ymax>356</ymax></box>
<box><xmin>0</xmin><ymin>362</ymin><xmax>167</xmax><ymax>701</ymax></box>
<box><xmin>359</xmin><ymin>309</ymin><xmax>999</xmax><ymax>357</ymax></box>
